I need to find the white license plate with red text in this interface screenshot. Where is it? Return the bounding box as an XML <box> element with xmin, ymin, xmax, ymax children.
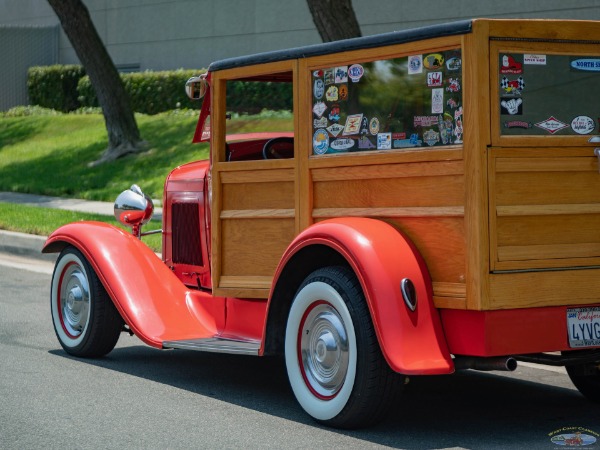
<box><xmin>567</xmin><ymin>307</ymin><xmax>600</xmax><ymax>348</ymax></box>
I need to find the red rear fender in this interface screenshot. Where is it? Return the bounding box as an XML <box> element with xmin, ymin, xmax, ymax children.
<box><xmin>271</xmin><ymin>218</ymin><xmax>453</xmax><ymax>375</ymax></box>
<box><xmin>43</xmin><ymin>222</ymin><xmax>219</xmax><ymax>347</ymax></box>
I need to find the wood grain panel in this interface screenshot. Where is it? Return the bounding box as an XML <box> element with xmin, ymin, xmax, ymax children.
<box><xmin>308</xmin><ymin>148</ymin><xmax>463</xmax><ymax>168</ymax></box>
<box><xmin>487</xmin><ymin>19</ymin><xmax>600</xmax><ymax>41</ymax></box>
<box><xmin>433</xmin><ymin>281</ymin><xmax>468</xmax><ymax>308</ymax></box>
<box><xmin>313</xmin><ymin>175</ymin><xmax>464</xmax><ymax>208</ymax></box>
<box><xmin>498</xmin><ymin>243</ymin><xmax>600</xmax><ymax>262</ymax></box>
<box><xmin>221</xmin><ymin>218</ymin><xmax>295</xmax><ymax>277</ymax></box>
<box><xmin>222</xmin><ymin>181</ymin><xmax>295</xmax><ymax>210</ymax></box>
<box><xmin>219</xmin><ymin>167</ymin><xmax>294</xmax><ymax>182</ymax></box>
<box><xmin>219</xmin><ymin>276</ymin><xmax>272</xmax><ymax>289</ymax></box>
<box><xmin>311</xmin><ymin>160</ymin><xmax>464</xmax><ymax>182</ymax></box>
<box><xmin>387</xmin><ymin>217</ymin><xmax>466</xmax><ymax>284</ymax></box>
<box><xmin>496</xmin><ymin>157</ymin><xmax>595</xmax><ymax>173</ymax></box>
<box><xmin>495</xmin><ymin>171</ymin><xmax>600</xmax><ymax>206</ymax></box>
<box><xmin>209</xmin><ymin>75</ymin><xmax>227</xmax><ymax>292</ymax></box>
<box><xmin>497</xmin><ymin>204</ymin><xmax>600</xmax><ymax>216</ymax></box>
<box><xmin>489</xmin><ymin>150</ymin><xmax>600</xmax><ymax>271</ymax></box>
<box><xmin>313</xmin><ymin>206</ymin><xmax>464</xmax><ymax>218</ymax></box>
<box><xmin>497</xmin><ymin>214</ymin><xmax>600</xmax><ymax>247</ymax></box>
<box><xmin>489</xmin><ymin>269</ymin><xmax>600</xmax><ymax>310</ymax></box>
<box><xmin>221</xmin><ymin>209</ymin><xmax>295</xmax><ymax>219</ymax></box>
<box><xmin>434</xmin><ymin>296</ymin><xmax>467</xmax><ymax>309</ymax></box>
<box><xmin>462</xmin><ymin>22</ymin><xmax>492</xmax><ymax>311</ymax></box>
<box><xmin>297</xmin><ymin>58</ymin><xmax>312</xmax><ymax>233</ymax></box>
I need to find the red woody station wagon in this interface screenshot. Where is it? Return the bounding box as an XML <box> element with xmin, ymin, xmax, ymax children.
<box><xmin>45</xmin><ymin>19</ymin><xmax>600</xmax><ymax>428</ymax></box>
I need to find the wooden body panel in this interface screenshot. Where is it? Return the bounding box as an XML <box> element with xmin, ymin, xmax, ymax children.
<box><xmin>209</xmin><ymin>60</ymin><xmax>298</xmax><ymax>298</ymax></box>
<box><xmin>483</xmin><ymin>24</ymin><xmax>600</xmax><ymax>310</ymax></box>
<box><xmin>489</xmin><ymin>148</ymin><xmax>600</xmax><ymax>271</ymax></box>
<box><xmin>217</xmin><ymin>163</ymin><xmax>296</xmax><ymax>297</ymax></box>
<box><xmin>309</xmin><ymin>154</ymin><xmax>467</xmax><ymax>308</ymax></box>
<box><xmin>207</xmin><ymin>19</ymin><xmax>600</xmax><ymax>312</ymax></box>
<box><xmin>489</xmin><ymin>269</ymin><xmax>600</xmax><ymax>310</ymax></box>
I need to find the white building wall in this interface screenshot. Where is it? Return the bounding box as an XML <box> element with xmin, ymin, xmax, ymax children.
<box><xmin>0</xmin><ymin>25</ymin><xmax>58</xmax><ymax>110</ymax></box>
<box><xmin>0</xmin><ymin>0</ymin><xmax>599</xmax><ymax>71</ymax></box>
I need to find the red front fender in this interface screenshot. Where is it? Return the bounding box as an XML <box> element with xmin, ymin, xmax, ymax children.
<box><xmin>43</xmin><ymin>222</ymin><xmax>219</xmax><ymax>348</ymax></box>
<box><xmin>271</xmin><ymin>218</ymin><xmax>453</xmax><ymax>375</ymax></box>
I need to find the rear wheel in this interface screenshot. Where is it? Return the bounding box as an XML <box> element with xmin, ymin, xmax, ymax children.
<box><xmin>565</xmin><ymin>359</ymin><xmax>600</xmax><ymax>403</ymax></box>
<box><xmin>50</xmin><ymin>246</ymin><xmax>123</xmax><ymax>357</ymax></box>
<box><xmin>284</xmin><ymin>266</ymin><xmax>404</xmax><ymax>429</ymax></box>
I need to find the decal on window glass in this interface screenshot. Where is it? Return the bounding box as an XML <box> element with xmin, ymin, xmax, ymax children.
<box><xmin>499</xmin><ymin>53</ymin><xmax>600</xmax><ymax>135</ymax></box>
<box><xmin>311</xmin><ymin>48</ymin><xmax>463</xmax><ymax>155</ymax></box>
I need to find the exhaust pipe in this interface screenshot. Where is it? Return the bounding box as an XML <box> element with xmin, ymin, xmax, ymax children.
<box><xmin>453</xmin><ymin>356</ymin><xmax>517</xmax><ymax>372</ymax></box>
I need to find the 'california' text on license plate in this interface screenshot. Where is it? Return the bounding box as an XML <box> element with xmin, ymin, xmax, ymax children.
<box><xmin>567</xmin><ymin>307</ymin><xmax>600</xmax><ymax>348</ymax></box>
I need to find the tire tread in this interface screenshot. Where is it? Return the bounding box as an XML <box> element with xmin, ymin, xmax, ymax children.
<box><xmin>52</xmin><ymin>247</ymin><xmax>123</xmax><ymax>358</ymax></box>
<box><xmin>302</xmin><ymin>266</ymin><xmax>404</xmax><ymax>429</ymax></box>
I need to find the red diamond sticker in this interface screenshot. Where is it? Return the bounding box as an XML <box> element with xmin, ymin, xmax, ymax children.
<box><xmin>534</xmin><ymin>116</ymin><xmax>569</xmax><ymax>134</ymax></box>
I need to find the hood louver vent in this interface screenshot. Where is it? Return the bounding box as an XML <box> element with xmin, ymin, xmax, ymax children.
<box><xmin>172</xmin><ymin>202</ymin><xmax>203</xmax><ymax>266</ymax></box>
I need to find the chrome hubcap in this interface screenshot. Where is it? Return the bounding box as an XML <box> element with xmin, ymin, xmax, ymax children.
<box><xmin>60</xmin><ymin>266</ymin><xmax>90</xmax><ymax>337</ymax></box>
<box><xmin>300</xmin><ymin>302</ymin><xmax>349</xmax><ymax>398</ymax></box>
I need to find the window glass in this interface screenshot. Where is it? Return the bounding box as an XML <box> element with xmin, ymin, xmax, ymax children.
<box><xmin>223</xmin><ymin>79</ymin><xmax>294</xmax><ymax>161</ymax></box>
<box><xmin>225</xmin><ymin>80</ymin><xmax>293</xmax><ymax>135</ymax></box>
<box><xmin>498</xmin><ymin>53</ymin><xmax>600</xmax><ymax>136</ymax></box>
<box><xmin>311</xmin><ymin>48</ymin><xmax>463</xmax><ymax>155</ymax></box>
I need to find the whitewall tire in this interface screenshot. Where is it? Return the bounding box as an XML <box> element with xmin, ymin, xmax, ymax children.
<box><xmin>284</xmin><ymin>266</ymin><xmax>404</xmax><ymax>429</ymax></box>
<box><xmin>51</xmin><ymin>246</ymin><xmax>123</xmax><ymax>357</ymax></box>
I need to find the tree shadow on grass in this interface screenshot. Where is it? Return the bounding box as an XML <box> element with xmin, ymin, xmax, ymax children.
<box><xmin>50</xmin><ymin>344</ymin><xmax>600</xmax><ymax>449</ymax></box>
<box><xmin>0</xmin><ymin>118</ymin><xmax>48</xmax><ymax>150</ymax></box>
<box><xmin>0</xmin><ymin>117</ymin><xmax>208</xmax><ymax>199</ymax></box>
<box><xmin>0</xmin><ymin>139</ymin><xmax>106</xmax><ymax>196</ymax></box>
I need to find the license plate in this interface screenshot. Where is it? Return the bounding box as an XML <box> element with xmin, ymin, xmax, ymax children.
<box><xmin>567</xmin><ymin>307</ymin><xmax>600</xmax><ymax>348</ymax></box>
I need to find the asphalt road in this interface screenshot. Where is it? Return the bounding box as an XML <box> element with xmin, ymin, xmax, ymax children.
<box><xmin>1</xmin><ymin>253</ymin><xmax>599</xmax><ymax>449</ymax></box>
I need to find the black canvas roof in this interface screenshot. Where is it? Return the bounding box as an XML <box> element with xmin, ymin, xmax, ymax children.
<box><xmin>209</xmin><ymin>20</ymin><xmax>472</xmax><ymax>72</ymax></box>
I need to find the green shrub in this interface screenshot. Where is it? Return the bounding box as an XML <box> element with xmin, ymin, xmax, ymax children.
<box><xmin>29</xmin><ymin>65</ymin><xmax>294</xmax><ymax>115</ymax></box>
<box><xmin>1</xmin><ymin>105</ymin><xmax>62</xmax><ymax>117</ymax></box>
<box><xmin>79</xmin><ymin>70</ymin><xmax>293</xmax><ymax>115</ymax></box>
<box><xmin>27</xmin><ymin>65</ymin><xmax>86</xmax><ymax>112</ymax></box>
<box><xmin>226</xmin><ymin>81</ymin><xmax>292</xmax><ymax>114</ymax></box>
<box><xmin>77</xmin><ymin>69</ymin><xmax>205</xmax><ymax>115</ymax></box>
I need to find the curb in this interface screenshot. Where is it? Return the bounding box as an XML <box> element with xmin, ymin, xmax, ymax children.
<box><xmin>0</xmin><ymin>230</ymin><xmax>56</xmax><ymax>262</ymax></box>
<box><xmin>0</xmin><ymin>191</ymin><xmax>163</xmax><ymax>263</ymax></box>
<box><xmin>0</xmin><ymin>192</ymin><xmax>163</xmax><ymax>221</ymax></box>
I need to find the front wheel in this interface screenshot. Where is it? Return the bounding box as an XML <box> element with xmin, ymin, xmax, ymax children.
<box><xmin>50</xmin><ymin>246</ymin><xmax>123</xmax><ymax>357</ymax></box>
<box><xmin>284</xmin><ymin>266</ymin><xmax>404</xmax><ymax>429</ymax></box>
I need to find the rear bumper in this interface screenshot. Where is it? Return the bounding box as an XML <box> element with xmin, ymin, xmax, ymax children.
<box><xmin>441</xmin><ymin>306</ymin><xmax>600</xmax><ymax>356</ymax></box>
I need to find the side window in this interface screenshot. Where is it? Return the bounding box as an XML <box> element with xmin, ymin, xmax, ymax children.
<box><xmin>224</xmin><ymin>78</ymin><xmax>294</xmax><ymax>161</ymax></box>
<box><xmin>311</xmin><ymin>49</ymin><xmax>463</xmax><ymax>156</ymax></box>
<box><xmin>498</xmin><ymin>52</ymin><xmax>600</xmax><ymax>136</ymax></box>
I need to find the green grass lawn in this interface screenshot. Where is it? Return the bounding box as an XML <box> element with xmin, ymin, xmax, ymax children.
<box><xmin>0</xmin><ymin>108</ymin><xmax>293</xmax><ymax>246</ymax></box>
<box><xmin>0</xmin><ymin>202</ymin><xmax>162</xmax><ymax>252</ymax></box>
<box><xmin>0</xmin><ymin>112</ymin><xmax>208</xmax><ymax>201</ymax></box>
<box><xmin>0</xmin><ymin>109</ymin><xmax>293</xmax><ymax>201</ymax></box>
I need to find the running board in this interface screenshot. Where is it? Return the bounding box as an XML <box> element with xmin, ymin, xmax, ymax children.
<box><xmin>162</xmin><ymin>337</ymin><xmax>260</xmax><ymax>355</ymax></box>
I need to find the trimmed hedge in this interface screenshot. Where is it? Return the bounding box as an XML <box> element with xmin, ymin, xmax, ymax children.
<box><xmin>77</xmin><ymin>69</ymin><xmax>204</xmax><ymax>115</ymax></box>
<box><xmin>28</xmin><ymin>65</ymin><xmax>293</xmax><ymax>115</ymax></box>
<box><xmin>28</xmin><ymin>65</ymin><xmax>86</xmax><ymax>112</ymax></box>
<box><xmin>226</xmin><ymin>80</ymin><xmax>292</xmax><ymax>114</ymax></box>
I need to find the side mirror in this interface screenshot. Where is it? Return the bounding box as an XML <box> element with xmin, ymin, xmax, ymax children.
<box><xmin>185</xmin><ymin>75</ymin><xmax>208</xmax><ymax>100</ymax></box>
<box><xmin>114</xmin><ymin>184</ymin><xmax>154</xmax><ymax>238</ymax></box>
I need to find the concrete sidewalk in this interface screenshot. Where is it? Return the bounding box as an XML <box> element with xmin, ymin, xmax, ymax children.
<box><xmin>0</xmin><ymin>191</ymin><xmax>162</xmax><ymax>261</ymax></box>
<box><xmin>0</xmin><ymin>191</ymin><xmax>162</xmax><ymax>218</ymax></box>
